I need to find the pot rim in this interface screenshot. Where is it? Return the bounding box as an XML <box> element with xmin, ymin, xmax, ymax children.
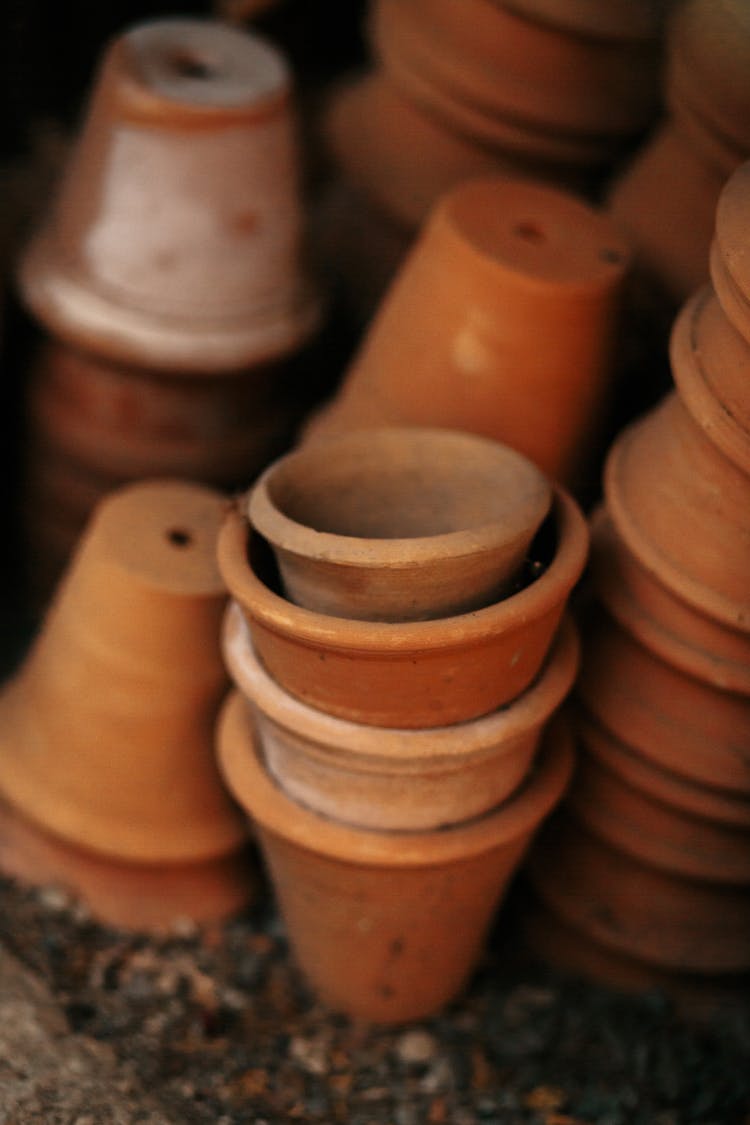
<box><xmin>218</xmin><ymin>690</ymin><xmax>574</xmax><ymax>865</ymax></box>
<box><xmin>223</xmin><ymin>600</ymin><xmax>578</xmax><ymax>760</ymax></box>
<box><xmin>217</xmin><ymin>485</ymin><xmax>588</xmax><ymax>653</ymax></box>
<box><xmin>247</xmin><ymin>426</ymin><xmax>552</xmax><ymax>567</ymax></box>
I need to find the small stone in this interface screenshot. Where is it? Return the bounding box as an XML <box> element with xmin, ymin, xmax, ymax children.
<box><xmin>37</xmin><ymin>885</ymin><xmax>73</xmax><ymax>913</ymax></box>
<box><xmin>289</xmin><ymin>1033</ymin><xmax>330</xmax><ymax>1075</ymax></box>
<box><xmin>395</xmin><ymin>1029</ymin><xmax>438</xmax><ymax>1065</ymax></box>
<box><xmin>524</xmin><ymin>1085</ymin><xmax>568</xmax><ymax>1112</ymax></box>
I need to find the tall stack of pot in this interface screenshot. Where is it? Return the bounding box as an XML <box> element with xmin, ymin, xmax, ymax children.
<box><xmin>216</xmin><ymin>425</ymin><xmax>588</xmax><ymax>1023</ymax></box>
<box><xmin>525</xmin><ymin>160</ymin><xmax>750</xmax><ymax>1013</ymax></box>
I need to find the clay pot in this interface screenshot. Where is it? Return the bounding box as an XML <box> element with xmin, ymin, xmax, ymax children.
<box><xmin>217</xmin><ymin>484</ymin><xmax>588</xmax><ymax>727</ymax></box>
<box><xmin>0</xmin><ymin>791</ymin><xmax>255</xmax><ymax>933</ymax></box>
<box><xmin>577</xmin><ymin>603</ymin><xmax>750</xmax><ymax>794</ymax></box>
<box><xmin>372</xmin><ymin>0</ymin><xmax>659</xmax><ymax>164</ymax></box>
<box><xmin>590</xmin><ymin>508</ymin><xmax>750</xmax><ymax>693</ymax></box>
<box><xmin>0</xmin><ymin>480</ymin><xmax>248</xmax><ymax>868</ymax></box>
<box><xmin>571</xmin><ymin>712</ymin><xmax>750</xmax><ymax>883</ymax></box>
<box><xmin>608</xmin><ymin>0</ymin><xmax>750</xmax><ymax>302</ymax></box>
<box><xmin>218</xmin><ymin>690</ymin><xmax>574</xmax><ymax>1022</ymax></box>
<box><xmin>18</xmin><ymin>18</ymin><xmax>319</xmax><ymax>373</ymax></box>
<box><xmin>529</xmin><ymin>813</ymin><xmax>750</xmax><ymax>973</ymax></box>
<box><xmin>523</xmin><ymin>894</ymin><xmax>750</xmax><ymax>1021</ymax></box>
<box><xmin>605</xmin><ymin>391</ymin><xmax>750</xmax><ymax>629</ymax></box>
<box><xmin>222</xmin><ymin>601</ymin><xmax>578</xmax><ymax>830</ymax></box>
<box><xmin>248</xmin><ymin>427</ymin><xmax>552</xmax><ymax>621</ymax></box>
<box><xmin>711</xmin><ymin>158</ymin><xmax>750</xmax><ymax>346</ymax></box>
<box><xmin>304</xmin><ymin>177</ymin><xmax>630</xmax><ymax>483</ymax></box>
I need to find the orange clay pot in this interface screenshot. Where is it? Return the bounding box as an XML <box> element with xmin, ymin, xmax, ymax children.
<box><xmin>217</xmin><ymin>484</ymin><xmax>588</xmax><ymax>728</ymax></box>
<box><xmin>570</xmin><ymin>712</ymin><xmax>750</xmax><ymax>883</ymax></box>
<box><xmin>711</xmin><ymin>158</ymin><xmax>750</xmax><ymax>347</ymax></box>
<box><xmin>0</xmin><ymin>791</ymin><xmax>255</xmax><ymax>933</ymax></box>
<box><xmin>218</xmin><ymin>690</ymin><xmax>574</xmax><ymax>1023</ymax></box>
<box><xmin>248</xmin><ymin>428</ymin><xmax>552</xmax><ymax>622</ymax></box>
<box><xmin>522</xmin><ymin>894</ymin><xmax>750</xmax><ymax>1022</ymax></box>
<box><xmin>17</xmin><ymin>19</ymin><xmax>319</xmax><ymax>373</ymax></box>
<box><xmin>605</xmin><ymin>391</ymin><xmax>750</xmax><ymax>630</ymax></box>
<box><xmin>222</xmin><ymin>601</ymin><xmax>578</xmax><ymax>830</ymax></box>
<box><xmin>590</xmin><ymin>508</ymin><xmax>750</xmax><ymax>693</ymax></box>
<box><xmin>372</xmin><ymin>0</ymin><xmax>659</xmax><ymax>165</ymax></box>
<box><xmin>577</xmin><ymin>603</ymin><xmax>750</xmax><ymax>795</ymax></box>
<box><xmin>528</xmin><ymin>813</ymin><xmax>750</xmax><ymax>973</ymax></box>
<box><xmin>608</xmin><ymin>0</ymin><xmax>750</xmax><ymax>302</ymax></box>
<box><xmin>0</xmin><ymin>481</ymin><xmax>248</xmax><ymax>868</ymax></box>
<box><xmin>303</xmin><ymin>178</ymin><xmax>630</xmax><ymax>483</ymax></box>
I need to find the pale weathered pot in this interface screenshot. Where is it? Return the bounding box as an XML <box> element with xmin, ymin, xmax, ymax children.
<box><xmin>571</xmin><ymin>711</ymin><xmax>750</xmax><ymax>882</ymax></box>
<box><xmin>217</xmin><ymin>484</ymin><xmax>588</xmax><ymax>727</ymax></box>
<box><xmin>248</xmin><ymin>427</ymin><xmax>552</xmax><ymax>621</ymax></box>
<box><xmin>529</xmin><ymin>813</ymin><xmax>750</xmax><ymax>973</ymax></box>
<box><xmin>18</xmin><ymin>18</ymin><xmax>319</xmax><ymax>374</ymax></box>
<box><xmin>303</xmin><ymin>176</ymin><xmax>630</xmax><ymax>483</ymax></box>
<box><xmin>590</xmin><ymin>508</ymin><xmax>750</xmax><ymax>693</ymax></box>
<box><xmin>222</xmin><ymin>600</ymin><xmax>578</xmax><ymax>830</ymax></box>
<box><xmin>218</xmin><ymin>690</ymin><xmax>574</xmax><ymax>1023</ymax></box>
<box><xmin>577</xmin><ymin>601</ymin><xmax>750</xmax><ymax>794</ymax></box>
<box><xmin>0</xmin><ymin>480</ymin><xmax>248</xmax><ymax>866</ymax></box>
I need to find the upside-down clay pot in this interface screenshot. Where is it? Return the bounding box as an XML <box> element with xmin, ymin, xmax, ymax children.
<box><xmin>528</xmin><ymin>814</ymin><xmax>750</xmax><ymax>973</ymax></box>
<box><xmin>18</xmin><ymin>18</ymin><xmax>319</xmax><ymax>373</ymax></box>
<box><xmin>608</xmin><ymin>0</ymin><xmax>750</xmax><ymax>302</ymax></box>
<box><xmin>218</xmin><ymin>690</ymin><xmax>575</xmax><ymax>1023</ymax></box>
<box><xmin>303</xmin><ymin>178</ymin><xmax>630</xmax><ymax>483</ymax></box>
<box><xmin>577</xmin><ymin>604</ymin><xmax>750</xmax><ymax>794</ymax></box>
<box><xmin>217</xmin><ymin>484</ymin><xmax>588</xmax><ymax>727</ymax></box>
<box><xmin>589</xmin><ymin>509</ymin><xmax>750</xmax><ymax>693</ymax></box>
<box><xmin>570</xmin><ymin>712</ymin><xmax>750</xmax><ymax>883</ymax></box>
<box><xmin>248</xmin><ymin>428</ymin><xmax>552</xmax><ymax>621</ymax></box>
<box><xmin>222</xmin><ymin>601</ymin><xmax>578</xmax><ymax>830</ymax></box>
<box><xmin>605</xmin><ymin>391</ymin><xmax>750</xmax><ymax>630</ymax></box>
<box><xmin>0</xmin><ymin>480</ymin><xmax>253</xmax><ymax>929</ymax></box>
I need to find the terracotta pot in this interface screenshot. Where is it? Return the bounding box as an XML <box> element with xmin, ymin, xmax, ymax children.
<box><xmin>577</xmin><ymin>601</ymin><xmax>750</xmax><ymax>794</ymax></box>
<box><xmin>0</xmin><ymin>480</ymin><xmax>248</xmax><ymax>866</ymax></box>
<box><xmin>711</xmin><ymin>158</ymin><xmax>750</xmax><ymax>346</ymax></box>
<box><xmin>303</xmin><ymin>177</ymin><xmax>630</xmax><ymax>483</ymax></box>
<box><xmin>372</xmin><ymin>0</ymin><xmax>659</xmax><ymax>162</ymax></box>
<box><xmin>222</xmin><ymin>601</ymin><xmax>578</xmax><ymax>830</ymax></box>
<box><xmin>248</xmin><ymin>427</ymin><xmax>552</xmax><ymax>622</ymax></box>
<box><xmin>324</xmin><ymin>71</ymin><xmax>591</xmax><ymax>233</ymax></box>
<box><xmin>18</xmin><ymin>18</ymin><xmax>319</xmax><ymax>373</ymax></box>
<box><xmin>523</xmin><ymin>893</ymin><xmax>750</xmax><ymax>1021</ymax></box>
<box><xmin>529</xmin><ymin>813</ymin><xmax>750</xmax><ymax>972</ymax></box>
<box><xmin>501</xmin><ymin>0</ymin><xmax>668</xmax><ymax>42</ymax></box>
<box><xmin>218</xmin><ymin>690</ymin><xmax>574</xmax><ymax>1022</ymax></box>
<box><xmin>570</xmin><ymin>712</ymin><xmax>750</xmax><ymax>882</ymax></box>
<box><xmin>605</xmin><ymin>391</ymin><xmax>750</xmax><ymax>629</ymax></box>
<box><xmin>608</xmin><ymin>0</ymin><xmax>750</xmax><ymax>302</ymax></box>
<box><xmin>0</xmin><ymin>791</ymin><xmax>255</xmax><ymax>933</ymax></box>
<box><xmin>590</xmin><ymin>508</ymin><xmax>750</xmax><ymax>693</ymax></box>
<box><xmin>217</xmin><ymin>484</ymin><xmax>588</xmax><ymax>727</ymax></box>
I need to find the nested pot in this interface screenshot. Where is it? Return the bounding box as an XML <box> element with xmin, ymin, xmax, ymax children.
<box><xmin>218</xmin><ymin>690</ymin><xmax>574</xmax><ymax>1023</ymax></box>
<box><xmin>217</xmin><ymin>483</ymin><xmax>588</xmax><ymax>728</ymax></box>
<box><xmin>605</xmin><ymin>391</ymin><xmax>750</xmax><ymax>630</ymax></box>
<box><xmin>222</xmin><ymin>601</ymin><xmax>578</xmax><ymax>830</ymax></box>
<box><xmin>590</xmin><ymin>508</ymin><xmax>750</xmax><ymax>693</ymax></box>
<box><xmin>304</xmin><ymin>176</ymin><xmax>630</xmax><ymax>483</ymax></box>
<box><xmin>529</xmin><ymin>813</ymin><xmax>750</xmax><ymax>973</ymax></box>
<box><xmin>17</xmin><ymin>18</ymin><xmax>319</xmax><ymax>373</ymax></box>
<box><xmin>248</xmin><ymin>427</ymin><xmax>552</xmax><ymax>622</ymax></box>
<box><xmin>577</xmin><ymin>602</ymin><xmax>750</xmax><ymax>794</ymax></box>
<box><xmin>570</xmin><ymin>711</ymin><xmax>750</xmax><ymax>883</ymax></box>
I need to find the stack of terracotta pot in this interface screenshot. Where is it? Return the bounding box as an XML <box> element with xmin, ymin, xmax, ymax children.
<box><xmin>306</xmin><ymin>176</ymin><xmax>631</xmax><ymax>489</ymax></box>
<box><xmin>609</xmin><ymin>0</ymin><xmax>750</xmax><ymax>304</ymax></box>
<box><xmin>17</xmin><ymin>18</ymin><xmax>321</xmax><ymax>600</ymax></box>
<box><xmin>0</xmin><ymin>479</ymin><xmax>256</xmax><ymax>932</ymax></box>
<box><xmin>316</xmin><ymin>0</ymin><xmax>663</xmax><ymax>314</ymax></box>
<box><xmin>525</xmin><ymin>161</ymin><xmax>750</xmax><ymax>1014</ymax></box>
<box><xmin>215</xmin><ymin>426</ymin><xmax>589</xmax><ymax>1022</ymax></box>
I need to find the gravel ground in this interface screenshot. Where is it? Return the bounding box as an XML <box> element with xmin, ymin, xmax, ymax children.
<box><xmin>1</xmin><ymin>871</ymin><xmax>749</xmax><ymax>1125</ymax></box>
